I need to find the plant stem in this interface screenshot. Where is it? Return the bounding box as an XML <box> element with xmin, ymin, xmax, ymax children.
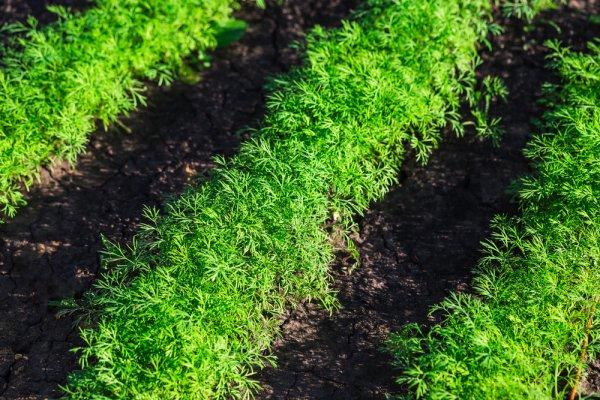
<box><xmin>569</xmin><ymin>297</ymin><xmax>599</xmax><ymax>400</ymax></box>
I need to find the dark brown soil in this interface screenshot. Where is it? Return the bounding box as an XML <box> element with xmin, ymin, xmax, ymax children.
<box><xmin>0</xmin><ymin>0</ymin><xmax>90</xmax><ymax>26</ymax></box>
<box><xmin>584</xmin><ymin>360</ymin><xmax>600</xmax><ymax>397</ymax></box>
<box><xmin>0</xmin><ymin>1</ymin><xmax>358</xmax><ymax>398</ymax></box>
<box><xmin>256</xmin><ymin>2</ymin><xmax>600</xmax><ymax>399</ymax></box>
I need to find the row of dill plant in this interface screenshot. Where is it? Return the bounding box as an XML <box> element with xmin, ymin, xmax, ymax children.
<box><xmin>0</xmin><ymin>0</ymin><xmax>245</xmax><ymax>218</ymax></box>
<box><xmin>58</xmin><ymin>0</ymin><xmax>503</xmax><ymax>397</ymax></box>
<box><xmin>389</xmin><ymin>41</ymin><xmax>600</xmax><ymax>399</ymax></box>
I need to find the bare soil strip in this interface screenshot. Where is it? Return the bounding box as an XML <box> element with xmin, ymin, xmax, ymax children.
<box><xmin>256</xmin><ymin>3</ymin><xmax>600</xmax><ymax>399</ymax></box>
<box><xmin>0</xmin><ymin>1</ymin><xmax>357</xmax><ymax>398</ymax></box>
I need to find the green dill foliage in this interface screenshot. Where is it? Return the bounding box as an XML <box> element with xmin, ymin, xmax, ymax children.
<box><xmin>0</xmin><ymin>0</ymin><xmax>241</xmax><ymax>218</ymax></box>
<box><xmin>500</xmin><ymin>0</ymin><xmax>565</xmax><ymax>21</ymax></box>
<box><xmin>389</xmin><ymin>41</ymin><xmax>600</xmax><ymax>399</ymax></box>
<box><xmin>61</xmin><ymin>0</ymin><xmax>495</xmax><ymax>398</ymax></box>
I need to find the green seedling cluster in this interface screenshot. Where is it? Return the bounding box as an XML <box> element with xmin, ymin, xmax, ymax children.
<box><xmin>60</xmin><ymin>0</ymin><xmax>497</xmax><ymax>397</ymax></box>
<box><xmin>0</xmin><ymin>0</ymin><xmax>242</xmax><ymax>218</ymax></box>
<box><xmin>500</xmin><ymin>0</ymin><xmax>565</xmax><ymax>21</ymax></box>
<box><xmin>389</xmin><ymin>41</ymin><xmax>600</xmax><ymax>399</ymax></box>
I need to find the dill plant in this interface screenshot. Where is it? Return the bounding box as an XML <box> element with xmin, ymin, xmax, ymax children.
<box><xmin>389</xmin><ymin>41</ymin><xmax>600</xmax><ymax>399</ymax></box>
<box><xmin>0</xmin><ymin>0</ymin><xmax>243</xmax><ymax>218</ymax></box>
<box><xmin>60</xmin><ymin>0</ymin><xmax>499</xmax><ymax>398</ymax></box>
<box><xmin>500</xmin><ymin>0</ymin><xmax>565</xmax><ymax>21</ymax></box>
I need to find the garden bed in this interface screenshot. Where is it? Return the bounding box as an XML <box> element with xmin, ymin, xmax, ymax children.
<box><xmin>0</xmin><ymin>0</ymin><xmax>598</xmax><ymax>399</ymax></box>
